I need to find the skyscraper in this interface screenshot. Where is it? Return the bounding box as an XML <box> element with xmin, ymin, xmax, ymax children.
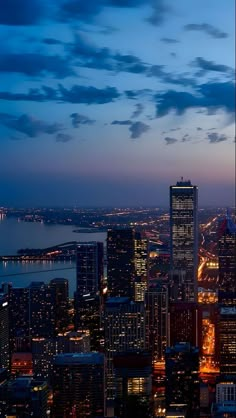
<box><xmin>218</xmin><ymin>212</ymin><xmax>236</xmax><ymax>305</ymax></box>
<box><xmin>219</xmin><ymin>306</ymin><xmax>236</xmax><ymax>375</ymax></box>
<box><xmin>0</xmin><ymin>293</ymin><xmax>9</xmax><ymax>370</ymax></box>
<box><xmin>134</xmin><ymin>232</ymin><xmax>148</xmax><ymax>302</ymax></box>
<box><xmin>170</xmin><ymin>179</ymin><xmax>198</xmax><ymax>302</ymax></box>
<box><xmin>52</xmin><ymin>352</ymin><xmax>105</xmax><ymax>417</ymax></box>
<box><xmin>49</xmin><ymin>278</ymin><xmax>69</xmax><ymax>335</ymax></box>
<box><xmin>107</xmin><ymin>228</ymin><xmax>135</xmax><ymax>298</ymax></box>
<box><xmin>76</xmin><ymin>242</ymin><xmax>104</xmax><ymax>299</ymax></box>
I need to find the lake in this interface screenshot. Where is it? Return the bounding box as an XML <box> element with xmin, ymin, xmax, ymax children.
<box><xmin>0</xmin><ymin>217</ymin><xmax>107</xmax><ymax>296</ymax></box>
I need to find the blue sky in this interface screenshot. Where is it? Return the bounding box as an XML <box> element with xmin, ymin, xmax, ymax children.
<box><xmin>0</xmin><ymin>0</ymin><xmax>235</xmax><ymax>207</ymax></box>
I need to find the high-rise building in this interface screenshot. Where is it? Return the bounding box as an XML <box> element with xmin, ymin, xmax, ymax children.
<box><xmin>219</xmin><ymin>306</ymin><xmax>236</xmax><ymax>375</ymax></box>
<box><xmin>49</xmin><ymin>278</ymin><xmax>69</xmax><ymax>335</ymax></box>
<box><xmin>0</xmin><ymin>293</ymin><xmax>9</xmax><ymax>370</ymax></box>
<box><xmin>170</xmin><ymin>179</ymin><xmax>198</xmax><ymax>302</ymax></box>
<box><xmin>218</xmin><ymin>213</ymin><xmax>236</xmax><ymax>305</ymax></box>
<box><xmin>113</xmin><ymin>351</ymin><xmax>152</xmax><ymax>418</ymax></box>
<box><xmin>29</xmin><ymin>282</ymin><xmax>54</xmax><ymax>338</ymax></box>
<box><xmin>52</xmin><ymin>352</ymin><xmax>105</xmax><ymax>417</ymax></box>
<box><xmin>134</xmin><ymin>232</ymin><xmax>148</xmax><ymax>302</ymax></box>
<box><xmin>107</xmin><ymin>228</ymin><xmax>135</xmax><ymax>298</ymax></box>
<box><xmin>165</xmin><ymin>342</ymin><xmax>200</xmax><ymax>418</ymax></box>
<box><xmin>145</xmin><ymin>284</ymin><xmax>168</xmax><ymax>364</ymax></box>
<box><xmin>9</xmin><ymin>286</ymin><xmax>30</xmax><ymax>352</ymax></box>
<box><xmin>104</xmin><ymin>297</ymin><xmax>146</xmax><ymax>399</ymax></box>
<box><xmin>168</xmin><ymin>302</ymin><xmax>200</xmax><ymax>347</ymax></box>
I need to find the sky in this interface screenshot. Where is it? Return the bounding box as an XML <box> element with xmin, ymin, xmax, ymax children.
<box><xmin>0</xmin><ymin>0</ymin><xmax>235</xmax><ymax>207</ymax></box>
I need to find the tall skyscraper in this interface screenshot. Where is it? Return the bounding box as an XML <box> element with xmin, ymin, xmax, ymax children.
<box><xmin>104</xmin><ymin>297</ymin><xmax>146</xmax><ymax>399</ymax></box>
<box><xmin>29</xmin><ymin>282</ymin><xmax>54</xmax><ymax>338</ymax></box>
<box><xmin>52</xmin><ymin>352</ymin><xmax>105</xmax><ymax>417</ymax></box>
<box><xmin>219</xmin><ymin>306</ymin><xmax>236</xmax><ymax>375</ymax></box>
<box><xmin>76</xmin><ymin>242</ymin><xmax>104</xmax><ymax>298</ymax></box>
<box><xmin>134</xmin><ymin>232</ymin><xmax>148</xmax><ymax>302</ymax></box>
<box><xmin>9</xmin><ymin>286</ymin><xmax>30</xmax><ymax>352</ymax></box>
<box><xmin>170</xmin><ymin>179</ymin><xmax>198</xmax><ymax>302</ymax></box>
<box><xmin>0</xmin><ymin>293</ymin><xmax>9</xmax><ymax>370</ymax></box>
<box><xmin>218</xmin><ymin>212</ymin><xmax>236</xmax><ymax>305</ymax></box>
<box><xmin>107</xmin><ymin>228</ymin><xmax>135</xmax><ymax>298</ymax></box>
<box><xmin>165</xmin><ymin>342</ymin><xmax>200</xmax><ymax>418</ymax></box>
<box><xmin>49</xmin><ymin>278</ymin><xmax>69</xmax><ymax>335</ymax></box>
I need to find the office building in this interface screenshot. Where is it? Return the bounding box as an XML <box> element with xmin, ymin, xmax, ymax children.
<box><xmin>168</xmin><ymin>302</ymin><xmax>200</xmax><ymax>347</ymax></box>
<box><xmin>218</xmin><ymin>213</ymin><xmax>236</xmax><ymax>305</ymax></box>
<box><xmin>49</xmin><ymin>278</ymin><xmax>69</xmax><ymax>334</ymax></box>
<box><xmin>107</xmin><ymin>228</ymin><xmax>135</xmax><ymax>298</ymax></box>
<box><xmin>29</xmin><ymin>282</ymin><xmax>54</xmax><ymax>338</ymax></box>
<box><xmin>219</xmin><ymin>307</ymin><xmax>236</xmax><ymax>375</ymax></box>
<box><xmin>52</xmin><ymin>352</ymin><xmax>105</xmax><ymax>417</ymax></box>
<box><xmin>0</xmin><ymin>294</ymin><xmax>9</xmax><ymax>370</ymax></box>
<box><xmin>165</xmin><ymin>342</ymin><xmax>200</xmax><ymax>418</ymax></box>
<box><xmin>134</xmin><ymin>232</ymin><xmax>148</xmax><ymax>302</ymax></box>
<box><xmin>145</xmin><ymin>284</ymin><xmax>168</xmax><ymax>364</ymax></box>
<box><xmin>9</xmin><ymin>286</ymin><xmax>30</xmax><ymax>352</ymax></box>
<box><xmin>170</xmin><ymin>179</ymin><xmax>198</xmax><ymax>302</ymax></box>
<box><xmin>104</xmin><ymin>297</ymin><xmax>145</xmax><ymax>399</ymax></box>
<box><xmin>113</xmin><ymin>351</ymin><xmax>152</xmax><ymax>418</ymax></box>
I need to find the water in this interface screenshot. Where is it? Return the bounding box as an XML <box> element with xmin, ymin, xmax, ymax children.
<box><xmin>0</xmin><ymin>217</ymin><xmax>107</xmax><ymax>296</ymax></box>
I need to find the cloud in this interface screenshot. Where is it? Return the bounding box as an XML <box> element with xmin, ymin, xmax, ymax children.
<box><xmin>59</xmin><ymin>0</ymin><xmax>169</xmax><ymax>26</ymax></box>
<box><xmin>0</xmin><ymin>53</ymin><xmax>73</xmax><ymax>78</ymax></box>
<box><xmin>164</xmin><ymin>136</ymin><xmax>178</xmax><ymax>145</ymax></box>
<box><xmin>207</xmin><ymin>132</ymin><xmax>228</xmax><ymax>143</ymax></box>
<box><xmin>196</xmin><ymin>127</ymin><xmax>202</xmax><ymax>131</ymax></box>
<box><xmin>59</xmin><ymin>84</ymin><xmax>120</xmax><ymax>104</ymax></box>
<box><xmin>111</xmin><ymin>120</ymin><xmax>132</xmax><ymax>125</ymax></box>
<box><xmin>42</xmin><ymin>38</ymin><xmax>63</xmax><ymax>45</ymax></box>
<box><xmin>191</xmin><ymin>57</ymin><xmax>233</xmax><ymax>75</ymax></box>
<box><xmin>129</xmin><ymin>121</ymin><xmax>150</xmax><ymax>139</ymax></box>
<box><xmin>70</xmin><ymin>113</ymin><xmax>95</xmax><ymax>127</ymax></box>
<box><xmin>0</xmin><ymin>0</ymin><xmax>44</xmax><ymax>26</ymax></box>
<box><xmin>56</xmin><ymin>133</ymin><xmax>73</xmax><ymax>142</ymax></box>
<box><xmin>0</xmin><ymin>113</ymin><xmax>61</xmax><ymax>138</ymax></box>
<box><xmin>182</xmin><ymin>134</ymin><xmax>190</xmax><ymax>142</ymax></box>
<box><xmin>155</xmin><ymin>81</ymin><xmax>235</xmax><ymax>117</ymax></box>
<box><xmin>131</xmin><ymin>103</ymin><xmax>144</xmax><ymax>118</ymax></box>
<box><xmin>160</xmin><ymin>37</ymin><xmax>179</xmax><ymax>44</ymax></box>
<box><xmin>0</xmin><ymin>84</ymin><xmax>121</xmax><ymax>105</ymax></box>
<box><xmin>184</xmin><ymin>23</ymin><xmax>228</xmax><ymax>39</ymax></box>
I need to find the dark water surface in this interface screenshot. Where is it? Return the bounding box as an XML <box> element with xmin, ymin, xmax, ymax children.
<box><xmin>0</xmin><ymin>217</ymin><xmax>106</xmax><ymax>296</ymax></box>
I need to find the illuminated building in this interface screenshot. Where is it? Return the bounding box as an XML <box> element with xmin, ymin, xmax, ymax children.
<box><xmin>74</xmin><ymin>242</ymin><xmax>104</xmax><ymax>350</ymax></box>
<box><xmin>9</xmin><ymin>286</ymin><xmax>30</xmax><ymax>352</ymax></box>
<box><xmin>104</xmin><ymin>297</ymin><xmax>145</xmax><ymax>399</ymax></box>
<box><xmin>75</xmin><ymin>242</ymin><xmax>104</xmax><ymax>298</ymax></box>
<box><xmin>11</xmin><ymin>352</ymin><xmax>33</xmax><ymax>376</ymax></box>
<box><xmin>165</xmin><ymin>343</ymin><xmax>200</xmax><ymax>418</ymax></box>
<box><xmin>168</xmin><ymin>302</ymin><xmax>200</xmax><ymax>347</ymax></box>
<box><xmin>0</xmin><ymin>293</ymin><xmax>9</xmax><ymax>370</ymax></box>
<box><xmin>49</xmin><ymin>278</ymin><xmax>69</xmax><ymax>335</ymax></box>
<box><xmin>113</xmin><ymin>351</ymin><xmax>152</xmax><ymax>418</ymax></box>
<box><xmin>145</xmin><ymin>285</ymin><xmax>168</xmax><ymax>363</ymax></box>
<box><xmin>219</xmin><ymin>307</ymin><xmax>236</xmax><ymax>375</ymax></box>
<box><xmin>170</xmin><ymin>179</ymin><xmax>198</xmax><ymax>302</ymax></box>
<box><xmin>52</xmin><ymin>352</ymin><xmax>105</xmax><ymax>417</ymax></box>
<box><xmin>218</xmin><ymin>213</ymin><xmax>236</xmax><ymax>305</ymax></box>
<box><xmin>32</xmin><ymin>330</ymin><xmax>90</xmax><ymax>380</ymax></box>
<box><xmin>107</xmin><ymin>228</ymin><xmax>135</xmax><ymax>298</ymax></box>
<box><xmin>134</xmin><ymin>232</ymin><xmax>148</xmax><ymax>302</ymax></box>
<box><xmin>211</xmin><ymin>376</ymin><xmax>236</xmax><ymax>417</ymax></box>
<box><xmin>29</xmin><ymin>282</ymin><xmax>54</xmax><ymax>338</ymax></box>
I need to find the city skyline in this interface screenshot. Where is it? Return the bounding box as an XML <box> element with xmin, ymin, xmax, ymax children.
<box><xmin>0</xmin><ymin>0</ymin><xmax>235</xmax><ymax>207</ymax></box>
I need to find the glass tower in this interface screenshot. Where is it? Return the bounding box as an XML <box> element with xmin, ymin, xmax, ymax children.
<box><xmin>170</xmin><ymin>179</ymin><xmax>198</xmax><ymax>302</ymax></box>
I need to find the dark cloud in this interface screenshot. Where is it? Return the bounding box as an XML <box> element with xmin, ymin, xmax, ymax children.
<box><xmin>0</xmin><ymin>84</ymin><xmax>121</xmax><ymax>105</ymax></box>
<box><xmin>0</xmin><ymin>0</ymin><xmax>44</xmax><ymax>26</ymax></box>
<box><xmin>164</xmin><ymin>136</ymin><xmax>178</xmax><ymax>145</ymax></box>
<box><xmin>111</xmin><ymin>120</ymin><xmax>132</xmax><ymax>125</ymax></box>
<box><xmin>129</xmin><ymin>121</ymin><xmax>150</xmax><ymax>139</ymax></box>
<box><xmin>131</xmin><ymin>103</ymin><xmax>144</xmax><ymax>118</ymax></box>
<box><xmin>42</xmin><ymin>38</ymin><xmax>63</xmax><ymax>45</ymax></box>
<box><xmin>196</xmin><ymin>127</ymin><xmax>202</xmax><ymax>131</ymax></box>
<box><xmin>207</xmin><ymin>132</ymin><xmax>228</xmax><ymax>143</ymax></box>
<box><xmin>155</xmin><ymin>81</ymin><xmax>235</xmax><ymax>117</ymax></box>
<box><xmin>0</xmin><ymin>53</ymin><xmax>73</xmax><ymax>78</ymax></box>
<box><xmin>182</xmin><ymin>134</ymin><xmax>190</xmax><ymax>142</ymax></box>
<box><xmin>59</xmin><ymin>0</ymin><xmax>169</xmax><ymax>26</ymax></box>
<box><xmin>56</xmin><ymin>133</ymin><xmax>73</xmax><ymax>142</ymax></box>
<box><xmin>184</xmin><ymin>23</ymin><xmax>228</xmax><ymax>39</ymax></box>
<box><xmin>191</xmin><ymin>57</ymin><xmax>233</xmax><ymax>75</ymax></box>
<box><xmin>170</xmin><ymin>52</ymin><xmax>177</xmax><ymax>58</ymax></box>
<box><xmin>70</xmin><ymin>113</ymin><xmax>95</xmax><ymax>127</ymax></box>
<box><xmin>58</xmin><ymin>84</ymin><xmax>120</xmax><ymax>104</ymax></box>
<box><xmin>160</xmin><ymin>37</ymin><xmax>179</xmax><ymax>44</ymax></box>
<box><xmin>0</xmin><ymin>113</ymin><xmax>61</xmax><ymax>138</ymax></box>
<box><xmin>148</xmin><ymin>65</ymin><xmax>195</xmax><ymax>87</ymax></box>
